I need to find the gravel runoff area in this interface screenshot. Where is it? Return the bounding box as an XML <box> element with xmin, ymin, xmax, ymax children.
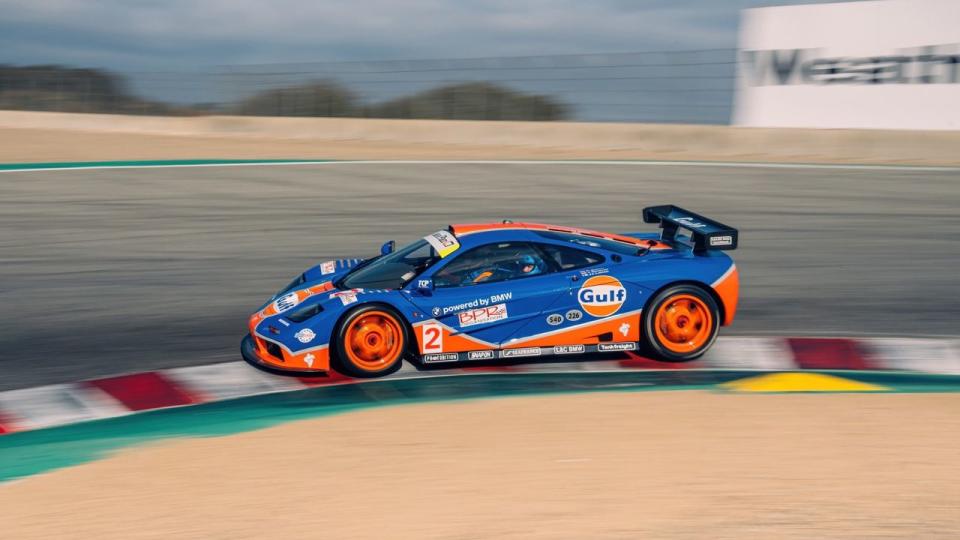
<box><xmin>3</xmin><ymin>112</ymin><xmax>960</xmax><ymax>165</ymax></box>
<box><xmin>2</xmin><ymin>391</ymin><xmax>958</xmax><ymax>539</ymax></box>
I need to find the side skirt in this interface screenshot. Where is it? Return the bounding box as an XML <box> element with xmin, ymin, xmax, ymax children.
<box><xmin>420</xmin><ymin>342</ymin><xmax>640</xmax><ymax>364</ymax></box>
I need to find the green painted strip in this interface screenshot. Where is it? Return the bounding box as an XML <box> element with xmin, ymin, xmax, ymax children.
<box><xmin>817</xmin><ymin>370</ymin><xmax>960</xmax><ymax>393</ymax></box>
<box><xmin>0</xmin><ymin>159</ymin><xmax>333</xmax><ymax>171</ymax></box>
<box><xmin>1</xmin><ymin>370</ymin><xmax>957</xmax><ymax>482</ymax></box>
<box><xmin>0</xmin><ymin>371</ymin><xmax>724</xmax><ymax>481</ymax></box>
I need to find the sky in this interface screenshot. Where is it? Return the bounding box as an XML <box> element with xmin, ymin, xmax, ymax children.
<box><xmin>0</xmin><ymin>0</ymin><xmax>839</xmax><ymax>72</ymax></box>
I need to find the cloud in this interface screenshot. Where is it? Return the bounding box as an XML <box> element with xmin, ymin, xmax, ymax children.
<box><xmin>0</xmin><ymin>0</ymin><xmax>832</xmax><ymax>71</ymax></box>
<box><xmin>0</xmin><ymin>0</ymin><xmax>834</xmax><ymax>119</ymax></box>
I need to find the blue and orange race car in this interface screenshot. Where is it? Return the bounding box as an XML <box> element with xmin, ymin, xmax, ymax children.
<box><xmin>241</xmin><ymin>205</ymin><xmax>739</xmax><ymax>378</ymax></box>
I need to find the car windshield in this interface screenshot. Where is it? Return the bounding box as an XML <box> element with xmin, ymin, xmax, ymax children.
<box><xmin>338</xmin><ymin>238</ymin><xmax>439</xmax><ymax>290</ymax></box>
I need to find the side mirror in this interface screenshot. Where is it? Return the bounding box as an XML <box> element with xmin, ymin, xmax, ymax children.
<box><xmin>416</xmin><ymin>278</ymin><xmax>434</xmax><ymax>294</ymax></box>
<box><xmin>380</xmin><ymin>240</ymin><xmax>395</xmax><ymax>255</ymax></box>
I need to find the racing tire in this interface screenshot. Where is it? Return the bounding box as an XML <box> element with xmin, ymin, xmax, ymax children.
<box><xmin>333</xmin><ymin>305</ymin><xmax>408</xmax><ymax>378</ymax></box>
<box><xmin>642</xmin><ymin>284</ymin><xmax>720</xmax><ymax>362</ymax></box>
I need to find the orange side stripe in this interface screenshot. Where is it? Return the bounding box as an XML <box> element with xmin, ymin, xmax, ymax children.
<box><xmin>415</xmin><ymin>322</ymin><xmax>497</xmax><ymax>353</ymax></box>
<box><xmin>505</xmin><ymin>312</ymin><xmax>641</xmax><ymax>348</ymax></box>
<box><xmin>449</xmin><ymin>222</ymin><xmax>671</xmax><ymax>250</ymax></box>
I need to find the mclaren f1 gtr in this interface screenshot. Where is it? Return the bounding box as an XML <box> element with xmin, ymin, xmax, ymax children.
<box><xmin>241</xmin><ymin>205</ymin><xmax>739</xmax><ymax>377</ymax></box>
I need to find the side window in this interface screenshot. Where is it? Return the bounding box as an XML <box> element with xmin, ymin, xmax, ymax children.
<box><xmin>433</xmin><ymin>242</ymin><xmax>550</xmax><ymax>288</ymax></box>
<box><xmin>537</xmin><ymin>243</ymin><xmax>604</xmax><ymax>270</ymax></box>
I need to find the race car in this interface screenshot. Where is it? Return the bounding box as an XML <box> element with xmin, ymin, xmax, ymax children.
<box><xmin>241</xmin><ymin>205</ymin><xmax>739</xmax><ymax>378</ymax></box>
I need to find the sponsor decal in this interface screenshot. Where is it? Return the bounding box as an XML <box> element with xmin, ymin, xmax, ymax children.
<box><xmin>598</xmin><ymin>342</ymin><xmax>638</xmax><ymax>352</ymax></box>
<box><xmin>565</xmin><ymin>309</ymin><xmax>583</xmax><ymax>322</ymax></box>
<box><xmin>458</xmin><ymin>303</ymin><xmax>508</xmax><ymax>328</ymax></box>
<box><xmin>619</xmin><ymin>323</ymin><xmax>630</xmax><ymax>337</ymax></box>
<box><xmin>278</xmin><ymin>319</ymin><xmax>290</xmax><ymax>327</ymax></box>
<box><xmin>257</xmin><ymin>283</ymin><xmax>336</xmax><ymax>320</ymax></box>
<box><xmin>431</xmin><ymin>306</ymin><xmax>442</xmax><ymax>317</ymax></box>
<box><xmin>500</xmin><ymin>347</ymin><xmax>542</xmax><ymax>358</ymax></box>
<box><xmin>320</xmin><ymin>261</ymin><xmax>337</xmax><ymax>275</ymax></box>
<box><xmin>710</xmin><ymin>235</ymin><xmax>733</xmax><ymax>247</ymax></box>
<box><xmin>742</xmin><ymin>46</ymin><xmax>960</xmax><ymax>87</ymax></box>
<box><xmin>418</xmin><ymin>279</ymin><xmax>432</xmax><ymax>289</ymax></box>
<box><xmin>467</xmin><ymin>350</ymin><xmax>496</xmax><ymax>360</ymax></box>
<box><xmin>439</xmin><ymin>292</ymin><xmax>513</xmax><ymax>316</ymax></box>
<box><xmin>578</xmin><ymin>276</ymin><xmax>627</xmax><ymax>317</ymax></box>
<box><xmin>675</xmin><ymin>216</ymin><xmax>708</xmax><ymax>230</ymax></box>
<box><xmin>578</xmin><ymin>267</ymin><xmax>609</xmax><ymax>277</ymax></box>
<box><xmin>423</xmin><ymin>352</ymin><xmax>459</xmax><ymax>363</ymax></box>
<box><xmin>273</xmin><ymin>292</ymin><xmax>300</xmax><ymax>313</ymax></box>
<box><xmin>553</xmin><ymin>344</ymin><xmax>586</xmax><ymax>355</ymax></box>
<box><xmin>329</xmin><ymin>289</ymin><xmax>362</xmax><ymax>306</ymax></box>
<box><xmin>421</xmin><ymin>322</ymin><xmax>443</xmax><ymax>353</ymax></box>
<box><xmin>295</xmin><ymin>328</ymin><xmax>316</xmax><ymax>344</ymax></box>
<box><xmin>546</xmin><ymin>313</ymin><xmax>564</xmax><ymax>326</ymax></box>
<box><xmin>424</xmin><ymin>230</ymin><xmax>460</xmax><ymax>258</ymax></box>
<box><xmin>303</xmin><ymin>353</ymin><xmax>315</xmax><ymax>367</ymax></box>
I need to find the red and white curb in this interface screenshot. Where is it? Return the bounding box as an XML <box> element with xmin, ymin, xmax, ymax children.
<box><xmin>1</xmin><ymin>336</ymin><xmax>957</xmax><ymax>434</ymax></box>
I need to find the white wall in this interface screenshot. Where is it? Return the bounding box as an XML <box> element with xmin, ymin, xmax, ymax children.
<box><xmin>733</xmin><ymin>0</ymin><xmax>960</xmax><ymax>130</ymax></box>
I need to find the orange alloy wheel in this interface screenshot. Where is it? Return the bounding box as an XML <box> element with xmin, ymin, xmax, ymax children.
<box><xmin>343</xmin><ymin>310</ymin><xmax>404</xmax><ymax>372</ymax></box>
<box><xmin>653</xmin><ymin>294</ymin><xmax>714</xmax><ymax>354</ymax></box>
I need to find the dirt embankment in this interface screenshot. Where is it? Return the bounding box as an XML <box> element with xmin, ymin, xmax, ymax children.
<box><xmin>1</xmin><ymin>110</ymin><xmax>959</xmax><ymax>164</ymax></box>
<box><xmin>3</xmin><ymin>391</ymin><xmax>959</xmax><ymax>538</ymax></box>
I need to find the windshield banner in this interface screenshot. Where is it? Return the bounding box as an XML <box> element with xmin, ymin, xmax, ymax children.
<box><xmin>424</xmin><ymin>230</ymin><xmax>460</xmax><ymax>258</ymax></box>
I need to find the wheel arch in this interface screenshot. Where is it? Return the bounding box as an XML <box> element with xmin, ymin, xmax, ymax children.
<box><xmin>327</xmin><ymin>300</ymin><xmax>418</xmax><ymax>363</ymax></box>
<box><xmin>642</xmin><ymin>279</ymin><xmax>726</xmax><ymax>326</ymax></box>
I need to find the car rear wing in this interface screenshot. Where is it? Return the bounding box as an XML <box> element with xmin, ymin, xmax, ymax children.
<box><xmin>642</xmin><ymin>205</ymin><xmax>738</xmax><ymax>252</ymax></box>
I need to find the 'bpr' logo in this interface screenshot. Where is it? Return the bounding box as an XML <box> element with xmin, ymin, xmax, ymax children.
<box><xmin>578</xmin><ymin>275</ymin><xmax>626</xmax><ymax>317</ymax></box>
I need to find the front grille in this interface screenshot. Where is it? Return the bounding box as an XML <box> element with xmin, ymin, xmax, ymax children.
<box><xmin>258</xmin><ymin>338</ymin><xmax>284</xmax><ymax>363</ymax></box>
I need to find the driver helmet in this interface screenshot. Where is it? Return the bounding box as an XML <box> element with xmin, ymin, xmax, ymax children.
<box><xmin>519</xmin><ymin>254</ymin><xmax>543</xmax><ymax>275</ymax></box>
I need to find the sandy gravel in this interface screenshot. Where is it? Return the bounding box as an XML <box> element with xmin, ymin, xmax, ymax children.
<box><xmin>1</xmin><ymin>127</ymin><xmax>612</xmax><ymax>162</ymax></box>
<box><xmin>3</xmin><ymin>391</ymin><xmax>959</xmax><ymax>539</ymax></box>
<box><xmin>3</xmin><ymin>111</ymin><xmax>960</xmax><ymax>164</ymax></box>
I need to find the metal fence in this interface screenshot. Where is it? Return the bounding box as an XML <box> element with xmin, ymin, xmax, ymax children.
<box><xmin>5</xmin><ymin>49</ymin><xmax>738</xmax><ymax>124</ymax></box>
<box><xmin>208</xmin><ymin>49</ymin><xmax>736</xmax><ymax>123</ymax></box>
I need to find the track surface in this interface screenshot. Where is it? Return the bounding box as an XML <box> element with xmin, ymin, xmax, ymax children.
<box><xmin>2</xmin><ymin>163</ymin><xmax>958</xmax><ymax>389</ymax></box>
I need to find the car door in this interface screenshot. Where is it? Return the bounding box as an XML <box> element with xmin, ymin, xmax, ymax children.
<box><xmin>406</xmin><ymin>242</ymin><xmax>568</xmax><ymax>357</ymax></box>
<box><xmin>499</xmin><ymin>241</ymin><xmax>635</xmax><ymax>352</ymax></box>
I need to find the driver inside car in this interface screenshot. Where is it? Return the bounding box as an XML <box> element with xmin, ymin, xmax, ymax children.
<box><xmin>468</xmin><ymin>254</ymin><xmax>546</xmax><ymax>284</ymax></box>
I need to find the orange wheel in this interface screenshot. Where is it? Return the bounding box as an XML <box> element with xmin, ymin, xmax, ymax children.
<box><xmin>334</xmin><ymin>306</ymin><xmax>407</xmax><ymax>377</ymax></box>
<box><xmin>643</xmin><ymin>285</ymin><xmax>719</xmax><ymax>362</ymax></box>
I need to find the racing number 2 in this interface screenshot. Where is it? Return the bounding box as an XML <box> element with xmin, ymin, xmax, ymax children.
<box><xmin>422</xmin><ymin>323</ymin><xmax>443</xmax><ymax>353</ymax></box>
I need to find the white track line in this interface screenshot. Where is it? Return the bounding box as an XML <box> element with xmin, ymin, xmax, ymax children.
<box><xmin>2</xmin><ymin>160</ymin><xmax>960</xmax><ymax>173</ymax></box>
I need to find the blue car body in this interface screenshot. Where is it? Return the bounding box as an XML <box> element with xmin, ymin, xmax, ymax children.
<box><xmin>242</xmin><ymin>206</ymin><xmax>739</xmax><ymax>375</ymax></box>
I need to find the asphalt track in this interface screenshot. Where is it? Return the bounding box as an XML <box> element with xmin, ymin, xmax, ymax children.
<box><xmin>2</xmin><ymin>162</ymin><xmax>958</xmax><ymax>390</ymax></box>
